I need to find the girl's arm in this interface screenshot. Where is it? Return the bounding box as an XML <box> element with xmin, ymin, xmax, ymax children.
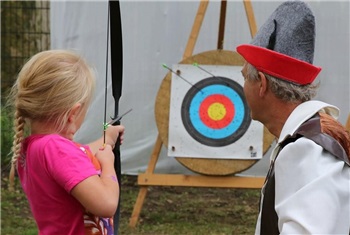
<box><xmin>71</xmin><ymin>144</ymin><xmax>119</xmax><ymax>218</ymax></box>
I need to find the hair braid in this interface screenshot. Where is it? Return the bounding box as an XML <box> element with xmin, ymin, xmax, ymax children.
<box><xmin>9</xmin><ymin>111</ymin><xmax>26</xmax><ymax>190</ymax></box>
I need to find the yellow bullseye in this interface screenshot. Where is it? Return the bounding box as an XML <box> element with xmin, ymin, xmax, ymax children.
<box><xmin>207</xmin><ymin>102</ymin><xmax>226</xmax><ymax>121</ymax></box>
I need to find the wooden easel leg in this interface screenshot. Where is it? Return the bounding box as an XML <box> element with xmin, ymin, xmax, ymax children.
<box><xmin>129</xmin><ymin>135</ymin><xmax>163</xmax><ymax>228</ymax></box>
<box><xmin>129</xmin><ymin>186</ymin><xmax>148</xmax><ymax>228</ymax></box>
<box><xmin>183</xmin><ymin>0</ymin><xmax>209</xmax><ymax>60</ymax></box>
<box><xmin>243</xmin><ymin>0</ymin><xmax>257</xmax><ymax>37</ymax></box>
<box><xmin>217</xmin><ymin>0</ymin><xmax>227</xmax><ymax>50</ymax></box>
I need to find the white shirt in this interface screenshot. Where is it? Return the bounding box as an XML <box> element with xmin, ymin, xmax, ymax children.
<box><xmin>255</xmin><ymin>100</ymin><xmax>350</xmax><ymax>234</ymax></box>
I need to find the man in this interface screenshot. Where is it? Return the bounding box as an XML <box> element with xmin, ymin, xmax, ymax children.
<box><xmin>236</xmin><ymin>1</ymin><xmax>350</xmax><ymax>234</ymax></box>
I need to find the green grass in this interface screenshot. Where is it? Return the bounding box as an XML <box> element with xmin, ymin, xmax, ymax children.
<box><xmin>1</xmin><ymin>106</ymin><xmax>261</xmax><ymax>234</ymax></box>
<box><xmin>1</xmin><ymin>175</ymin><xmax>260</xmax><ymax>235</ymax></box>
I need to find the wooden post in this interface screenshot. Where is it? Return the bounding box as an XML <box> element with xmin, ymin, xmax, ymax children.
<box><xmin>217</xmin><ymin>0</ymin><xmax>227</xmax><ymax>50</ymax></box>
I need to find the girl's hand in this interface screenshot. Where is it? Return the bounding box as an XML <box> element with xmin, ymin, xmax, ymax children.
<box><xmin>95</xmin><ymin>144</ymin><xmax>114</xmax><ymax>166</ymax></box>
<box><xmin>87</xmin><ymin>125</ymin><xmax>125</xmax><ymax>155</ymax></box>
<box><xmin>105</xmin><ymin>125</ymin><xmax>125</xmax><ymax>148</ymax></box>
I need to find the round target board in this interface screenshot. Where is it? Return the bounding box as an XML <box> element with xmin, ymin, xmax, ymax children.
<box><xmin>182</xmin><ymin>76</ymin><xmax>251</xmax><ymax>147</ymax></box>
<box><xmin>155</xmin><ymin>50</ymin><xmax>275</xmax><ymax>176</ymax></box>
<box><xmin>168</xmin><ymin>63</ymin><xmax>262</xmax><ymax>160</ymax></box>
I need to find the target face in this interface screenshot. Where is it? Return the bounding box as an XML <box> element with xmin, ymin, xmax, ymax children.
<box><xmin>168</xmin><ymin>65</ymin><xmax>263</xmax><ymax>159</ymax></box>
<box><xmin>182</xmin><ymin>76</ymin><xmax>251</xmax><ymax>147</ymax></box>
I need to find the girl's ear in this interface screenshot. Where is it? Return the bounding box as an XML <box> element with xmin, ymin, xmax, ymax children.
<box><xmin>258</xmin><ymin>72</ymin><xmax>268</xmax><ymax>97</ymax></box>
<box><xmin>68</xmin><ymin>103</ymin><xmax>82</xmax><ymax>123</ymax></box>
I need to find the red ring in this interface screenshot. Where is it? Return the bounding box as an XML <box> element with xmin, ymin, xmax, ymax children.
<box><xmin>199</xmin><ymin>94</ymin><xmax>235</xmax><ymax>129</ymax></box>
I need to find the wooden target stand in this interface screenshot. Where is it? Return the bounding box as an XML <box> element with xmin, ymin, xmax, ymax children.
<box><xmin>129</xmin><ymin>0</ymin><xmax>275</xmax><ymax>227</ymax></box>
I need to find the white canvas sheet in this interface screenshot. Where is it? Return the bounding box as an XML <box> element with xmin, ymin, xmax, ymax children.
<box><xmin>51</xmin><ymin>1</ymin><xmax>349</xmax><ymax>176</ymax></box>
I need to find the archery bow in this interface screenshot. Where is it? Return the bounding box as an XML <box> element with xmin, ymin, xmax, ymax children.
<box><xmin>107</xmin><ymin>0</ymin><xmax>123</xmax><ymax>234</ymax></box>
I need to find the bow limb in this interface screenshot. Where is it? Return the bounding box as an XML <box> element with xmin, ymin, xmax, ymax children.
<box><xmin>108</xmin><ymin>0</ymin><xmax>123</xmax><ymax>233</ymax></box>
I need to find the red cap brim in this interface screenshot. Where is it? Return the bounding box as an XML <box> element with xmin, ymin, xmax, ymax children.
<box><xmin>236</xmin><ymin>44</ymin><xmax>321</xmax><ymax>85</ymax></box>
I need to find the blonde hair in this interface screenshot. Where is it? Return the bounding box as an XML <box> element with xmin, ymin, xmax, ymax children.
<box><xmin>8</xmin><ymin>50</ymin><xmax>96</xmax><ymax>190</ymax></box>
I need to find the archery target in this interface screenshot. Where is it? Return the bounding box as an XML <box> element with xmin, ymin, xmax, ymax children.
<box><xmin>182</xmin><ymin>76</ymin><xmax>251</xmax><ymax>147</ymax></box>
<box><xmin>168</xmin><ymin>64</ymin><xmax>263</xmax><ymax>160</ymax></box>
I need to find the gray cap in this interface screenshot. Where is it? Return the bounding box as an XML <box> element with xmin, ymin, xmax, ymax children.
<box><xmin>251</xmin><ymin>1</ymin><xmax>316</xmax><ymax>64</ymax></box>
<box><xmin>236</xmin><ymin>1</ymin><xmax>321</xmax><ymax>85</ymax></box>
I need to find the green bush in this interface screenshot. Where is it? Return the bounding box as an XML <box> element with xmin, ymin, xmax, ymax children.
<box><xmin>1</xmin><ymin>105</ymin><xmax>14</xmax><ymax>171</ymax></box>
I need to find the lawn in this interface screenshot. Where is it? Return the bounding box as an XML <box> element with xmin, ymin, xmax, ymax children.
<box><xmin>1</xmin><ymin>174</ymin><xmax>260</xmax><ymax>235</ymax></box>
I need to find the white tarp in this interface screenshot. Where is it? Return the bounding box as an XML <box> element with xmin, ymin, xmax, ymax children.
<box><xmin>50</xmin><ymin>1</ymin><xmax>349</xmax><ymax>176</ymax></box>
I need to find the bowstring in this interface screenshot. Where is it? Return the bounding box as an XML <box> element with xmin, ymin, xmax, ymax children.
<box><xmin>103</xmin><ymin>2</ymin><xmax>111</xmax><ymax>147</ymax></box>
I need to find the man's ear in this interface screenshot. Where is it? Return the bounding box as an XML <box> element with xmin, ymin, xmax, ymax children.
<box><xmin>68</xmin><ymin>103</ymin><xmax>82</xmax><ymax>123</ymax></box>
<box><xmin>258</xmin><ymin>72</ymin><xmax>268</xmax><ymax>97</ymax></box>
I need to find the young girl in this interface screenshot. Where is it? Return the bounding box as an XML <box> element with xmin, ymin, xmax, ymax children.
<box><xmin>8</xmin><ymin>50</ymin><xmax>125</xmax><ymax>235</ymax></box>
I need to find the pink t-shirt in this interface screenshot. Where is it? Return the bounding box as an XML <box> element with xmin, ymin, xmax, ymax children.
<box><xmin>17</xmin><ymin>134</ymin><xmax>97</xmax><ymax>235</ymax></box>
